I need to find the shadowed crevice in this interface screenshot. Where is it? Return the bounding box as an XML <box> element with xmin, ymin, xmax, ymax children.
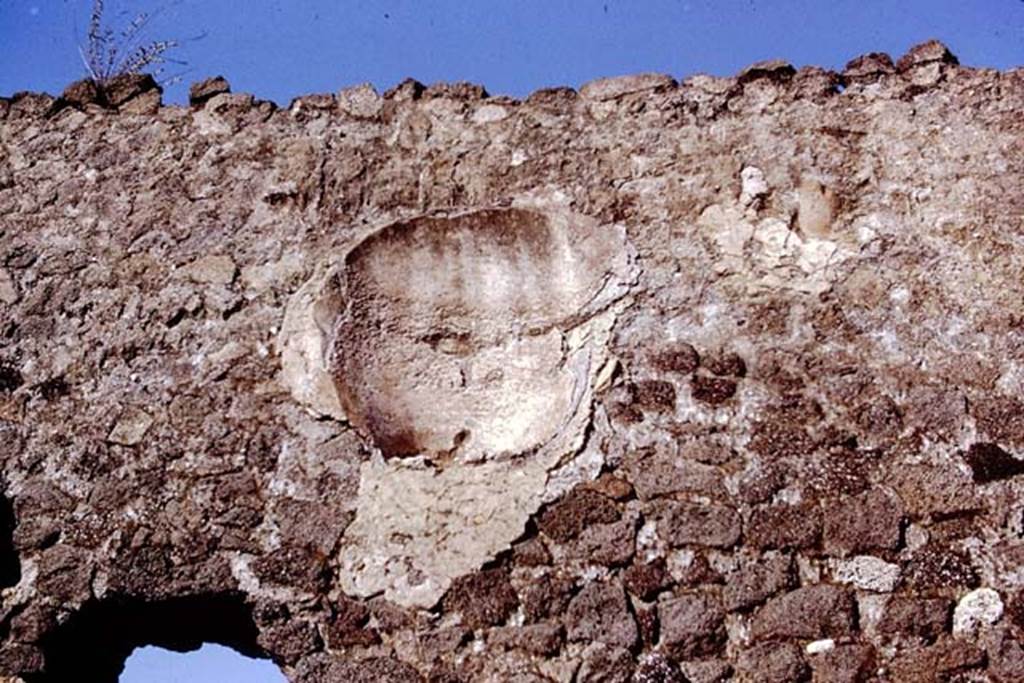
<box><xmin>0</xmin><ymin>493</ymin><xmax>20</xmax><ymax>589</ymax></box>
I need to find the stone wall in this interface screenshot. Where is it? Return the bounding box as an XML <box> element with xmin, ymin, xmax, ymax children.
<box><xmin>2</xmin><ymin>40</ymin><xmax>1024</xmax><ymax>681</ymax></box>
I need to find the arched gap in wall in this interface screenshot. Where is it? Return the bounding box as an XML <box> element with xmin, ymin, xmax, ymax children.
<box><xmin>30</xmin><ymin>592</ymin><xmax>280</xmax><ymax>683</ymax></box>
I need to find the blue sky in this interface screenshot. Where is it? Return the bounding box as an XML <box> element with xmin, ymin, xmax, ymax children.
<box><xmin>2</xmin><ymin>1</ymin><xmax>1023</xmax><ymax>681</ymax></box>
<box><xmin>1</xmin><ymin>1</ymin><xmax>1022</xmax><ymax>105</ymax></box>
<box><xmin>121</xmin><ymin>645</ymin><xmax>285</xmax><ymax>683</ymax></box>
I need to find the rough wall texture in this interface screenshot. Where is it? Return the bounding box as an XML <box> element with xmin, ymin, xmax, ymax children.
<box><xmin>2</xmin><ymin>40</ymin><xmax>1024</xmax><ymax>682</ymax></box>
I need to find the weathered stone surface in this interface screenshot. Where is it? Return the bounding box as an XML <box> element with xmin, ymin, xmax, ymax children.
<box><xmin>891</xmin><ymin>464</ymin><xmax>981</xmax><ymax>520</ymax></box>
<box><xmin>877</xmin><ymin>595</ymin><xmax>952</xmax><ymax>642</ymax></box>
<box><xmin>623</xmin><ymin>558</ymin><xmax>673</xmax><ymax>601</ymax></box>
<box><xmin>189</xmin><ymin>76</ymin><xmax>231</xmax><ymax>106</ymax></box>
<box><xmin>2</xmin><ymin>42</ymin><xmax>1023</xmax><ymax>682</ymax></box>
<box><xmin>823</xmin><ymin>488</ymin><xmax>904</xmax><ymax>557</ymax></box>
<box><xmin>655</xmin><ymin>501</ymin><xmax>741</xmax><ymax>548</ymax></box>
<box><xmin>735</xmin><ymin>641</ymin><xmax>808</xmax><ymax>682</ymax></box>
<box><xmin>659</xmin><ymin>592</ymin><xmax>726</xmax><ymax>659</ymax></box>
<box><xmin>889</xmin><ymin>637</ymin><xmax>985</xmax><ymax>682</ymax></box>
<box><xmin>59</xmin><ymin>79</ymin><xmax>100</xmax><ymax>108</ymax></box>
<box><xmin>903</xmin><ymin>544</ymin><xmax>980</xmax><ymax>591</ymax></box>
<box><xmin>987</xmin><ymin>628</ymin><xmax>1024</xmax><ymax>683</ymax></box>
<box><xmin>746</xmin><ymin>503</ymin><xmax>822</xmax><ymax>550</ymax></box>
<box><xmin>521</xmin><ymin>573</ymin><xmax>575</xmax><ymax>623</ymax></box>
<box><xmin>807</xmin><ymin>642</ymin><xmax>875</xmax><ymax>683</ymax></box>
<box><xmin>565</xmin><ymin>580</ymin><xmax>637</xmax><ymax>649</ymax></box>
<box><xmin>441</xmin><ymin>568</ymin><xmax>519</xmax><ymax>630</ymax></box>
<box><xmin>577</xmin><ymin>642</ymin><xmax>635</xmax><ymax>682</ymax></box>
<box><xmin>539</xmin><ymin>487</ymin><xmax>620</xmax><ymax>542</ymax></box>
<box><xmin>488</xmin><ymin>623</ymin><xmax>563</xmax><ymax>656</ymax></box>
<box><xmin>624</xmin><ymin>448</ymin><xmax>726</xmax><ymax>501</ymax></box>
<box><xmin>101</xmin><ymin>73</ymin><xmax>161</xmax><ymax>107</ymax></box>
<box><xmin>579</xmin><ymin>73</ymin><xmax>675</xmax><ymax>101</ymax></box>
<box><xmin>722</xmin><ymin>553</ymin><xmax>793</xmax><ymax>611</ymax></box>
<box><xmin>751</xmin><ymin>584</ymin><xmax>856</xmax><ymax>641</ymax></box>
<box><xmin>843</xmin><ymin>52</ymin><xmax>896</xmax><ymax>82</ymax></box>
<box><xmin>634</xmin><ymin>654</ymin><xmax>689</xmax><ymax>683</ymax></box>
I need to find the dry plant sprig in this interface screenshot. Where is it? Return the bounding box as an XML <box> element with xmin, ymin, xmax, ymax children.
<box><xmin>79</xmin><ymin>0</ymin><xmax>184</xmax><ymax>86</ymax></box>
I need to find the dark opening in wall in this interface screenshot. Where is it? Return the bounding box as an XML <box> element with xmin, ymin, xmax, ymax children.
<box><xmin>0</xmin><ymin>493</ymin><xmax>20</xmax><ymax>589</ymax></box>
<box><xmin>30</xmin><ymin>592</ymin><xmax>272</xmax><ymax>683</ymax></box>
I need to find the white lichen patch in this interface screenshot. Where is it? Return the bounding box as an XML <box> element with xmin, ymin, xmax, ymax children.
<box><xmin>698</xmin><ymin>175</ymin><xmax>850</xmax><ymax>296</ymax></box>
<box><xmin>834</xmin><ymin>555</ymin><xmax>901</xmax><ymax>592</ymax></box>
<box><xmin>107</xmin><ymin>407</ymin><xmax>154</xmax><ymax>447</ymax></box>
<box><xmin>281</xmin><ymin>207</ymin><xmax>638</xmax><ymax>607</ymax></box>
<box><xmin>806</xmin><ymin>639</ymin><xmax>835</xmax><ymax>655</ymax></box>
<box><xmin>952</xmin><ymin>587</ymin><xmax>1003</xmax><ymax>637</ymax></box>
<box><xmin>277</xmin><ymin>259</ymin><xmax>348</xmax><ymax>422</ymax></box>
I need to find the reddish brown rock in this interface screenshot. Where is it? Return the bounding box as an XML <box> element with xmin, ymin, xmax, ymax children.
<box><xmin>634</xmin><ymin>653</ymin><xmax>689</xmax><ymax>682</ymax></box>
<box><xmin>522</xmin><ymin>573</ymin><xmax>576</xmax><ymax>623</ymax></box>
<box><xmin>735</xmin><ymin>641</ymin><xmax>808</xmax><ymax>682</ymax></box>
<box><xmin>655</xmin><ymin>500</ymin><xmax>741</xmax><ymax>549</ymax></box>
<box><xmin>60</xmin><ymin>79</ymin><xmax>101</xmax><ymax>109</ymax></box>
<box><xmin>512</xmin><ymin>537</ymin><xmax>552</xmax><ymax>567</ymax></box>
<box><xmin>690</xmin><ymin>376</ymin><xmax>737</xmax><ymax>405</ymax></box>
<box><xmin>722</xmin><ymin>553</ymin><xmax>794</xmax><ymax>611</ymax></box>
<box><xmin>325</xmin><ymin>596</ymin><xmax>379</xmax><ymax>648</ymax></box>
<box><xmin>442</xmin><ymin>568</ymin><xmax>519</xmax><ymax>630</ymax></box>
<box><xmin>577</xmin><ymin>643</ymin><xmax>635</xmax><ymax>682</ymax></box>
<box><xmin>807</xmin><ymin>643</ymin><xmax>875</xmax><ymax>683</ymax></box>
<box><xmin>973</xmin><ymin>396</ymin><xmax>1024</xmax><ymax>449</ymax></box>
<box><xmin>538</xmin><ymin>487</ymin><xmax>620</xmax><ymax>542</ymax></box>
<box><xmin>851</xmin><ymin>394</ymin><xmax>903</xmax><ymax>444</ymax></box>
<box><xmin>567</xmin><ymin>516</ymin><xmax>637</xmax><ymax>567</ymax></box>
<box><xmin>488</xmin><ymin>623</ymin><xmax>563</xmax><ymax>656</ymax></box>
<box><xmin>736</xmin><ymin>463</ymin><xmax>785</xmax><ymax>504</ymax></box>
<box><xmin>586</xmin><ymin>473</ymin><xmax>635</xmax><ymax>501</ymax></box>
<box><xmin>633</xmin><ymin>380</ymin><xmax>678</xmax><ymax>414</ymax></box>
<box><xmin>747</xmin><ymin>415</ymin><xmax>818</xmax><ymax>460</ymax></box>
<box><xmin>101</xmin><ymin>73</ymin><xmax>161</xmax><ymax>108</ymax></box>
<box><xmin>623</xmin><ymin>558</ymin><xmax>673</xmax><ymax>601</ymax></box>
<box><xmin>653</xmin><ymin>343</ymin><xmax>700</xmax><ymax>375</ymax></box>
<box><xmin>624</xmin><ymin>447</ymin><xmax>726</xmax><ymax>501</ymax></box>
<box><xmin>877</xmin><ymin>595</ymin><xmax>952</xmax><ymax>642</ymax></box>
<box><xmin>738</xmin><ymin>59</ymin><xmax>796</xmax><ymax>84</ymax></box>
<box><xmin>903</xmin><ymin>544</ymin><xmax>979</xmax><ymax>592</ymax></box>
<box><xmin>987</xmin><ymin>628</ymin><xmax>1024</xmax><ymax>683</ymax></box>
<box><xmin>843</xmin><ymin>52</ymin><xmax>896</xmax><ymax>82</ymax></box>
<box><xmin>252</xmin><ymin>545</ymin><xmax>329</xmax><ymax>592</ymax></box>
<box><xmin>895</xmin><ymin>39</ymin><xmax>959</xmax><ymax>71</ymax></box>
<box><xmin>189</xmin><ymin>76</ymin><xmax>232</xmax><ymax>107</ymax></box>
<box><xmin>703</xmin><ymin>351</ymin><xmax>746</xmax><ymax>378</ymax></box>
<box><xmin>888</xmin><ymin>637</ymin><xmax>984</xmax><ymax>682</ymax></box>
<box><xmin>295</xmin><ymin>654</ymin><xmax>423</xmax><ymax>683</ymax></box>
<box><xmin>659</xmin><ymin>592</ymin><xmax>726</xmax><ymax>659</ymax></box>
<box><xmin>822</xmin><ymin>487</ymin><xmax>905</xmax><ymax>557</ymax></box>
<box><xmin>678</xmin><ymin>659</ymin><xmax>731</xmax><ymax>683</ymax></box>
<box><xmin>565</xmin><ymin>580</ymin><xmax>637</xmax><ymax>649</ymax></box>
<box><xmin>673</xmin><ymin>551</ymin><xmax>723</xmax><ymax>588</ymax></box>
<box><xmin>751</xmin><ymin>584</ymin><xmax>856</xmax><ymax>641</ymax></box>
<box><xmin>890</xmin><ymin>464</ymin><xmax>981</xmax><ymax>520</ymax></box>
<box><xmin>746</xmin><ymin>503</ymin><xmax>822</xmax><ymax>551</ymax></box>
